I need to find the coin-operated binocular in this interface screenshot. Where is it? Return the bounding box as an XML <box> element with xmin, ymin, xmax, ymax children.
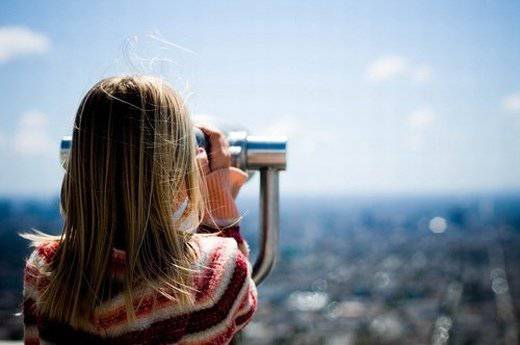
<box><xmin>60</xmin><ymin>129</ymin><xmax>287</xmax><ymax>285</ymax></box>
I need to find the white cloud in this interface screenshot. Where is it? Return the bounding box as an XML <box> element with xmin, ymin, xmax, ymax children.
<box><xmin>502</xmin><ymin>92</ymin><xmax>520</xmax><ymax>113</ymax></box>
<box><xmin>366</xmin><ymin>55</ymin><xmax>432</xmax><ymax>83</ymax></box>
<box><xmin>0</xmin><ymin>26</ymin><xmax>50</xmax><ymax>63</ymax></box>
<box><xmin>366</xmin><ymin>55</ymin><xmax>408</xmax><ymax>81</ymax></box>
<box><xmin>13</xmin><ymin>111</ymin><xmax>53</xmax><ymax>155</ymax></box>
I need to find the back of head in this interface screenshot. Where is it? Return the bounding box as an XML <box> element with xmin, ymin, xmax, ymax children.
<box><xmin>40</xmin><ymin>76</ymin><xmax>203</xmax><ymax>328</ymax></box>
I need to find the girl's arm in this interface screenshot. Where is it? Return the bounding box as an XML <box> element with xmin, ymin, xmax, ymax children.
<box><xmin>196</xmin><ymin>125</ymin><xmax>258</xmax><ymax>332</ymax></box>
<box><xmin>23</xmin><ymin>251</ymin><xmax>41</xmax><ymax>345</ymax></box>
<box><xmin>196</xmin><ymin>125</ymin><xmax>249</xmax><ymax>257</ymax></box>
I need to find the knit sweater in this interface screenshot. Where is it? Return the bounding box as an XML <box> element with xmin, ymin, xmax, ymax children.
<box><xmin>23</xmin><ymin>167</ymin><xmax>258</xmax><ymax>345</ymax></box>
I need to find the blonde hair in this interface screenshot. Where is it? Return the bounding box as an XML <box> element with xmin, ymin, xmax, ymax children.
<box><xmin>26</xmin><ymin>76</ymin><xmax>204</xmax><ymax>328</ymax></box>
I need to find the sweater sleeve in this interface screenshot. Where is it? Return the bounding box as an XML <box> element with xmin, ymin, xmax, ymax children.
<box><xmin>202</xmin><ymin>167</ymin><xmax>248</xmax><ymax>228</ymax></box>
<box><xmin>199</xmin><ymin>167</ymin><xmax>250</xmax><ymax>257</ymax></box>
<box><xmin>23</xmin><ymin>250</ymin><xmax>41</xmax><ymax>345</ymax></box>
<box><xmin>231</xmin><ymin>251</ymin><xmax>258</xmax><ymax>332</ymax></box>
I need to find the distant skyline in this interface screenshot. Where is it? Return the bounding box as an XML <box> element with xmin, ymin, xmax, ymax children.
<box><xmin>0</xmin><ymin>0</ymin><xmax>519</xmax><ymax>197</ymax></box>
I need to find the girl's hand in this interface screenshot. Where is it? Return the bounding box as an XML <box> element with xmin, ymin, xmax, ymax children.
<box><xmin>194</xmin><ymin>124</ymin><xmax>248</xmax><ymax>227</ymax></box>
<box><xmin>196</xmin><ymin>125</ymin><xmax>231</xmax><ymax>172</ymax></box>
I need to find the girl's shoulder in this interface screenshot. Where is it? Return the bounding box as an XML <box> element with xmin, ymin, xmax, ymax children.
<box><xmin>192</xmin><ymin>233</ymin><xmax>244</xmax><ymax>263</ymax></box>
<box><xmin>24</xmin><ymin>239</ymin><xmax>60</xmax><ymax>300</ymax></box>
<box><xmin>189</xmin><ymin>233</ymin><xmax>254</xmax><ymax>316</ymax></box>
<box><xmin>190</xmin><ymin>232</ymin><xmax>251</xmax><ymax>280</ymax></box>
<box><xmin>26</xmin><ymin>238</ymin><xmax>60</xmax><ymax>270</ymax></box>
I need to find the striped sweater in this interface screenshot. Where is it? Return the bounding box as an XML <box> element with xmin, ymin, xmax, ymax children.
<box><xmin>23</xmin><ymin>167</ymin><xmax>258</xmax><ymax>345</ymax></box>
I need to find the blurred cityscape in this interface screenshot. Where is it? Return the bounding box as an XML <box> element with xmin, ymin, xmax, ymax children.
<box><xmin>0</xmin><ymin>193</ymin><xmax>519</xmax><ymax>344</ymax></box>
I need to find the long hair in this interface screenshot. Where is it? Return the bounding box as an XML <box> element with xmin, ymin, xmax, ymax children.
<box><xmin>25</xmin><ymin>76</ymin><xmax>204</xmax><ymax>328</ymax></box>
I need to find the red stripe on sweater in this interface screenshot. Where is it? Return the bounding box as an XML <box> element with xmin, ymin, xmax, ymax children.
<box><xmin>234</xmin><ymin>284</ymin><xmax>257</xmax><ymax>327</ymax></box>
<box><xmin>24</xmin><ymin>338</ymin><xmax>40</xmax><ymax>345</ymax></box>
<box><xmin>23</xmin><ymin>298</ymin><xmax>38</xmax><ymax>326</ymax></box>
<box><xmin>24</xmin><ymin>265</ymin><xmax>51</xmax><ymax>294</ymax></box>
<box><xmin>186</xmin><ymin>254</ymin><xmax>248</xmax><ymax>333</ymax></box>
<box><xmin>235</xmin><ymin>306</ymin><xmax>255</xmax><ymax>327</ymax></box>
<box><xmin>36</xmin><ymin>241</ymin><xmax>60</xmax><ymax>263</ymax></box>
<box><xmin>24</xmin><ymin>265</ymin><xmax>40</xmax><ymax>287</ymax></box>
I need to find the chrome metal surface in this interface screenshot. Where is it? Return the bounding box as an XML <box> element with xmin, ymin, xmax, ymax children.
<box><xmin>252</xmin><ymin>168</ymin><xmax>280</xmax><ymax>285</ymax></box>
<box><xmin>60</xmin><ymin>136</ymin><xmax>72</xmax><ymax>169</ymax></box>
<box><xmin>227</xmin><ymin>131</ymin><xmax>248</xmax><ymax>171</ymax></box>
<box><xmin>244</xmin><ymin>136</ymin><xmax>287</xmax><ymax>170</ymax></box>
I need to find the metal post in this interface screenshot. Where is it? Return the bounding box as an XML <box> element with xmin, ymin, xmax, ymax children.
<box><xmin>252</xmin><ymin>167</ymin><xmax>280</xmax><ymax>284</ymax></box>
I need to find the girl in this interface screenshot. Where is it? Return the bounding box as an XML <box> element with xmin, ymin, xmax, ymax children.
<box><xmin>22</xmin><ymin>76</ymin><xmax>257</xmax><ymax>344</ymax></box>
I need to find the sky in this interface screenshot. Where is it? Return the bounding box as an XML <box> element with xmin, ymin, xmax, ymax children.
<box><xmin>0</xmin><ymin>0</ymin><xmax>519</xmax><ymax>197</ymax></box>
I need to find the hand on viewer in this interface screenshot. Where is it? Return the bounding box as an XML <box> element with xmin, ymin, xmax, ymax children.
<box><xmin>196</xmin><ymin>125</ymin><xmax>231</xmax><ymax>172</ymax></box>
<box><xmin>195</xmin><ymin>125</ymin><xmax>248</xmax><ymax>226</ymax></box>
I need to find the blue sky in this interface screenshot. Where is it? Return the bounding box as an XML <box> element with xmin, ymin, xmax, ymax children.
<box><xmin>0</xmin><ymin>0</ymin><xmax>519</xmax><ymax>197</ymax></box>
